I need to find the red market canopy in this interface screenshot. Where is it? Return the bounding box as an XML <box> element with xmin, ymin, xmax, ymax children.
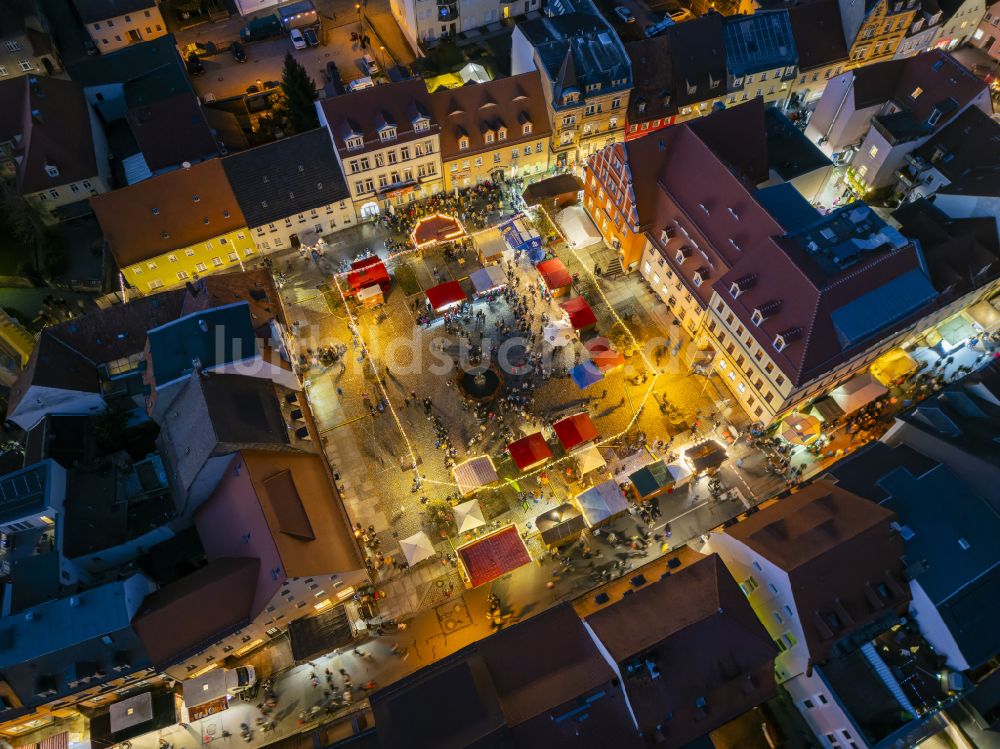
<box><xmin>552</xmin><ymin>412</ymin><xmax>599</xmax><ymax>451</ymax></box>
<box><xmin>425</xmin><ymin>280</ymin><xmax>467</xmax><ymax>312</ymax></box>
<box><xmin>561</xmin><ymin>296</ymin><xmax>597</xmax><ymax>330</ymax></box>
<box><xmin>585</xmin><ymin>337</ymin><xmax>626</xmax><ymax>372</ymax></box>
<box><xmin>536</xmin><ymin>258</ymin><xmax>573</xmax><ymax>291</ymax></box>
<box><xmin>457</xmin><ymin>524</ymin><xmax>531</xmax><ymax>588</ymax></box>
<box><xmin>347</xmin><ymin>257</ymin><xmax>390</xmax><ymax>293</ymax></box>
<box><xmin>411</xmin><ymin>213</ymin><xmax>466</xmax><ymax>248</ymax></box>
<box><xmin>506</xmin><ymin>432</ymin><xmax>553</xmax><ymax>471</ymax></box>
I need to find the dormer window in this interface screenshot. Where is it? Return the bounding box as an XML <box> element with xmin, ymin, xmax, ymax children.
<box><xmin>522</xmin><ymin>122</ymin><xmax>532</xmax><ymax>135</ymax></box>
<box><xmin>414</xmin><ymin>118</ymin><xmax>430</xmax><ymax>133</ymax></box>
<box><xmin>379</xmin><ymin>126</ymin><xmax>397</xmax><ymax>142</ymax></box>
<box><xmin>752</xmin><ymin>309</ymin><xmax>764</xmax><ymax>326</ymax></box>
<box><xmin>730</xmin><ymin>273</ymin><xmax>757</xmax><ymax>298</ymax></box>
<box><xmin>773</xmin><ymin>326</ymin><xmax>801</xmax><ymax>353</ymax></box>
<box><xmin>45</xmin><ymin>164</ymin><xmax>58</xmax><ymax>178</ymax></box>
<box><xmin>637</xmin><ymin>100</ymin><xmax>646</xmax><ymax>114</ymax></box>
<box><xmin>459</xmin><ymin>136</ymin><xmax>469</xmax><ymax>150</ymax></box>
<box><xmin>728</xmin><ymin>207</ymin><xmax>739</xmax><ymax>221</ymax></box>
<box><xmin>485</xmin><ymin>131</ymin><xmax>495</xmax><ymax>144</ymax></box>
<box><xmin>498</xmin><ymin>127</ymin><xmax>507</xmax><ymax>141</ymax></box>
<box><xmin>773</xmin><ymin>334</ymin><xmax>787</xmax><ymax>352</ymax></box>
<box><xmin>729</xmin><ymin>237</ymin><xmax>742</xmax><ymax>251</ymax></box>
<box><xmin>345</xmin><ymin>136</ymin><xmax>364</xmax><ymax>150</ymax></box>
<box><xmin>675</xmin><ymin>247</ymin><xmax>691</xmax><ymax>265</ymax></box>
<box><xmin>659</xmin><ymin>227</ymin><xmax>674</xmax><ymax>244</ymax></box>
<box><xmin>699</xmin><ymin>202</ymin><xmax>709</xmax><ymax>215</ymax></box>
<box><xmin>693</xmin><ymin>268</ymin><xmax>709</xmax><ymax>286</ymax></box>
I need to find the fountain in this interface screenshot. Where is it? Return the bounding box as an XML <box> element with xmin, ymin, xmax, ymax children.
<box><xmin>457</xmin><ymin>365</ymin><xmax>504</xmax><ymax>401</ymax></box>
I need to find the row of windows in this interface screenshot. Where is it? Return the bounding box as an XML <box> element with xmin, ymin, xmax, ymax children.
<box><xmin>0</xmin><ymin>60</ymin><xmax>35</xmax><ymax>75</ymax></box>
<box><xmin>36</xmin><ymin>180</ymin><xmax>95</xmax><ymax>201</ymax></box>
<box><xmin>448</xmin><ymin>142</ymin><xmax>545</xmax><ymax>171</ymax></box>
<box><xmin>344</xmin><ymin>119</ymin><xmax>430</xmax><ymax>150</ymax></box>
<box><xmin>92</xmin><ymin>9</ymin><xmax>153</xmax><ymax>28</ymax></box>
<box><xmin>98</xmin><ymin>25</ymin><xmax>162</xmax><ymax>44</ymax></box>
<box><xmin>347</xmin><ymin>141</ymin><xmax>434</xmax><ymax>173</ymax></box>
<box><xmin>354</xmin><ymin>163</ymin><xmax>436</xmax><ymax>194</ymax></box>
<box><xmin>458</xmin><ymin>123</ymin><xmax>532</xmax><ymax>150</ymax></box>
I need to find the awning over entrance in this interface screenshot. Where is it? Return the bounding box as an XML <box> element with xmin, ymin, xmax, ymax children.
<box><xmin>830</xmin><ymin>372</ymin><xmax>888</xmax><ymax>415</ymax></box>
<box><xmin>576</xmin><ymin>480</ymin><xmax>628</xmax><ymax>527</ymax></box>
<box><xmin>552</xmin><ymin>412</ymin><xmax>599</xmax><ymax>451</ymax></box>
<box><xmin>457</xmin><ymin>525</ymin><xmax>531</xmax><ymax>587</ymax></box>
<box><xmin>507</xmin><ymin>432</ymin><xmax>553</xmax><ymax>471</ymax></box>
<box><xmin>425</xmin><ymin>280</ymin><xmax>467</xmax><ymax>312</ymax></box>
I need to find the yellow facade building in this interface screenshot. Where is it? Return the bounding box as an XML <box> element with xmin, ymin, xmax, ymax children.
<box><xmin>430</xmin><ymin>72</ymin><xmax>553</xmax><ymax>191</ymax></box>
<box><xmin>845</xmin><ymin>0</ymin><xmax>920</xmax><ymax>66</ymax></box>
<box><xmin>91</xmin><ymin>159</ymin><xmax>258</xmax><ymax>294</ymax></box>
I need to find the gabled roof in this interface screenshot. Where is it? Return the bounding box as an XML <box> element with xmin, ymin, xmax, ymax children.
<box><xmin>936</xmin><ymin>164</ymin><xmax>1000</xmax><ymax>198</ymax></box>
<box><xmin>72</xmin><ymin>0</ymin><xmax>155</xmax><ymax>24</ymax></box>
<box><xmin>125</xmin><ymin>91</ymin><xmax>218</xmax><ymax>172</ymax></box>
<box><xmin>132</xmin><ymin>557</ymin><xmax>259</xmax><ymax>668</ymax></box>
<box><xmin>584</xmin><ymin>554</ymin><xmax>777</xmax><ymax>743</ymax></box>
<box><xmin>913</xmin><ymin>105</ymin><xmax>1000</xmax><ymax>183</ymax></box>
<box><xmin>427</xmin><ymin>72</ymin><xmax>552</xmax><ymax>161</ymax></box>
<box><xmin>67</xmin><ymin>34</ymin><xmax>181</xmax><ymax>89</ymax></box>
<box><xmin>787</xmin><ymin>0</ymin><xmax>848</xmax><ymax>71</ymax></box>
<box><xmin>624</xmin><ymin>35</ymin><xmax>675</xmax><ymax>124</ymax></box>
<box><xmin>722</xmin><ymin>10</ymin><xmax>797</xmax><ymax>77</ymax></box>
<box><xmin>90</xmin><ymin>159</ymin><xmax>247</xmax><ymax>267</ymax></box>
<box><xmin>0</xmin><ymin>76</ymin><xmax>99</xmax><ymax>195</ymax></box>
<box><xmin>221</xmin><ymin>128</ymin><xmax>351</xmax><ymax>227</ymax></box>
<box><xmin>665</xmin><ymin>13</ymin><xmax>727</xmax><ymax>108</ymax></box>
<box><xmin>319</xmin><ymin>78</ymin><xmax>436</xmax><ymax>154</ymax></box>
<box><xmin>726</xmin><ymin>480</ymin><xmax>908</xmax><ymax>662</ymax></box>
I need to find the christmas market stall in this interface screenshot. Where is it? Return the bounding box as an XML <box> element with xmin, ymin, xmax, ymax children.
<box><xmin>552</xmin><ymin>412</ymin><xmax>599</xmax><ymax>452</ymax></box>
<box><xmin>536</xmin><ymin>258</ymin><xmax>573</xmax><ymax>297</ymax></box>
<box><xmin>575</xmin><ymin>480</ymin><xmax>629</xmax><ymax>528</ymax></box>
<box><xmin>561</xmin><ymin>296</ymin><xmax>597</xmax><ymax>333</ymax></box>
<box><xmin>506</xmin><ymin>432</ymin><xmax>553</xmax><ymax>471</ymax></box>
<box><xmin>456</xmin><ymin>525</ymin><xmax>531</xmax><ymax>587</ymax></box>
<box><xmin>536</xmin><ymin>503</ymin><xmax>586</xmax><ymax>548</ymax></box>
<box><xmin>425</xmin><ymin>280</ymin><xmax>468</xmax><ymax>313</ymax></box>
<box><xmin>452</xmin><ymin>455</ymin><xmax>500</xmax><ymax>496</ymax></box>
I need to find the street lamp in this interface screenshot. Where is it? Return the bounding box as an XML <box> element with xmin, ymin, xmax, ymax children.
<box><xmin>356</xmin><ymin>3</ymin><xmax>362</xmax><ymax>35</ymax></box>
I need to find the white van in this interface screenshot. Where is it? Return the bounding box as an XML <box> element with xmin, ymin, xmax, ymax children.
<box><xmin>348</xmin><ymin>76</ymin><xmax>375</xmax><ymax>91</ymax></box>
<box><xmin>361</xmin><ymin>53</ymin><xmax>379</xmax><ymax>76</ymax></box>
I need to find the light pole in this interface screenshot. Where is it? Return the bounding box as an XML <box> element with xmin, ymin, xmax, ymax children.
<box><xmin>356</xmin><ymin>3</ymin><xmax>362</xmax><ymax>36</ymax></box>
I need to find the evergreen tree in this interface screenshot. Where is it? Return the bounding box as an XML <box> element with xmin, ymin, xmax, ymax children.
<box><xmin>280</xmin><ymin>53</ymin><xmax>319</xmax><ymax>133</ymax></box>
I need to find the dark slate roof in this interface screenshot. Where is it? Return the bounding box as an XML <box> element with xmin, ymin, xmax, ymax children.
<box><xmin>913</xmin><ymin>105</ymin><xmax>1000</xmax><ymax>183</ymax></box>
<box><xmin>221</xmin><ymin>129</ymin><xmax>350</xmax><ymax>227</ymax></box>
<box><xmin>126</xmin><ymin>92</ymin><xmax>219</xmax><ymax>172</ymax></box>
<box><xmin>764</xmin><ymin>105</ymin><xmax>832</xmax><ymax>181</ymax></box>
<box><xmin>66</xmin><ymin>34</ymin><xmax>181</xmax><ymax>88</ymax></box>
<box><xmin>664</xmin><ymin>13</ymin><xmax>727</xmax><ymax>108</ymax></box>
<box><xmin>722</xmin><ymin>10</ymin><xmax>797</xmax><ymax>77</ymax></box>
<box><xmin>72</xmin><ymin>0</ymin><xmax>156</xmax><ymax>24</ymax></box>
<box><xmin>787</xmin><ymin>0</ymin><xmax>848</xmax><ymax>71</ymax></box>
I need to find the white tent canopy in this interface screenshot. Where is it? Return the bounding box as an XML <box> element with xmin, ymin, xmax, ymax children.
<box><xmin>576</xmin><ymin>479</ymin><xmax>628</xmax><ymax>527</ymax></box>
<box><xmin>611</xmin><ymin>448</ymin><xmax>657</xmax><ymax>484</ymax></box>
<box><xmin>454</xmin><ymin>499</ymin><xmax>486</xmax><ymax>533</ymax></box>
<box><xmin>556</xmin><ymin>206</ymin><xmax>603</xmax><ymax>248</ymax></box>
<box><xmin>830</xmin><ymin>372</ymin><xmax>887</xmax><ymax>415</ymax></box>
<box><xmin>452</xmin><ymin>455</ymin><xmax>499</xmax><ymax>495</ymax></box>
<box><xmin>400</xmin><ymin>531</ymin><xmax>436</xmax><ymax>565</ymax></box>
<box><xmin>575</xmin><ymin>444</ymin><xmax>607</xmax><ymax>475</ymax></box>
<box><xmin>666</xmin><ymin>461</ymin><xmax>692</xmax><ymax>487</ymax></box>
<box><xmin>459</xmin><ymin>62</ymin><xmax>490</xmax><ymax>84</ymax></box>
<box><xmin>544</xmin><ymin>318</ymin><xmax>575</xmax><ymax>347</ymax></box>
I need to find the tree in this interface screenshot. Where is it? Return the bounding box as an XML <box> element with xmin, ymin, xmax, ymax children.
<box><xmin>279</xmin><ymin>53</ymin><xmax>318</xmax><ymax>134</ymax></box>
<box><xmin>0</xmin><ymin>180</ymin><xmax>61</xmax><ymax>280</ymax></box>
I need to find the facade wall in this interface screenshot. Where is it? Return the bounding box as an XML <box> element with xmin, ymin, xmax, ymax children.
<box><xmin>250</xmin><ymin>200</ymin><xmax>357</xmax><ymax>252</ymax></box>
<box><xmin>390</xmin><ymin>0</ymin><xmax>538</xmax><ymax>46</ymax></box>
<box><xmin>85</xmin><ymin>5</ymin><xmax>167</xmax><ymax>53</ymax></box>
<box><xmin>443</xmin><ymin>134</ymin><xmax>550</xmax><ymax>191</ymax></box>
<box><xmin>785</xmin><ymin>670</ymin><xmax>866</xmax><ymax>749</ymax></box>
<box><xmin>340</xmin><ymin>134</ymin><xmax>443</xmax><ymax>217</ymax></box>
<box><xmin>933</xmin><ymin>0</ymin><xmax>987</xmax><ymax>48</ymax></box>
<box><xmin>790</xmin><ymin>61</ymin><xmax>848</xmax><ymax>104</ymax></box>
<box><xmin>26</xmin><ymin>175</ymin><xmax>109</xmax><ymax>223</ymax></box>
<box><xmin>705</xmin><ymin>533</ymin><xmax>808</xmax><ymax>683</ymax></box>
<box><xmin>847</xmin><ymin>0</ymin><xmax>919</xmax><ymax>67</ymax></box>
<box><xmin>803</xmin><ymin>75</ymin><xmax>878</xmax><ymax>154</ymax></box>
<box><xmin>639</xmin><ymin>241</ymin><xmax>707</xmax><ymax>337</ymax></box>
<box><xmin>0</xmin><ymin>30</ymin><xmax>60</xmax><ymax>79</ymax></box>
<box><xmin>583</xmin><ymin>143</ymin><xmax>645</xmax><ymax>269</ymax></box>
<box><xmin>120</xmin><ymin>227</ymin><xmax>258</xmax><ymax>293</ymax></box>
<box><xmin>974</xmin><ymin>2</ymin><xmax>1000</xmax><ymax>60</ymax></box>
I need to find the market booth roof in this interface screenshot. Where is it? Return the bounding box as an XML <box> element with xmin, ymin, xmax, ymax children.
<box><xmin>561</xmin><ymin>296</ymin><xmax>597</xmax><ymax>330</ymax></box>
<box><xmin>536</xmin><ymin>503</ymin><xmax>586</xmax><ymax>546</ymax></box>
<box><xmin>543</xmin><ymin>319</ymin><xmax>575</xmax><ymax>347</ymax></box>
<box><xmin>507</xmin><ymin>432</ymin><xmax>553</xmax><ymax>471</ymax></box>
<box><xmin>411</xmin><ymin>213</ymin><xmax>465</xmax><ymax>248</ymax></box>
<box><xmin>454</xmin><ymin>499</ymin><xmax>486</xmax><ymax>533</ymax></box>
<box><xmin>830</xmin><ymin>372</ymin><xmax>887</xmax><ymax>416</ymax></box>
<box><xmin>570</xmin><ymin>362</ymin><xmax>604</xmax><ymax>390</ymax></box>
<box><xmin>346</xmin><ymin>257</ymin><xmax>390</xmax><ymax>293</ymax></box>
<box><xmin>779</xmin><ymin>412</ymin><xmax>822</xmax><ymax>445</ymax></box>
<box><xmin>400</xmin><ymin>531</ymin><xmax>436</xmax><ymax>566</ymax></box>
<box><xmin>425</xmin><ymin>280</ymin><xmax>467</xmax><ymax>312</ymax></box>
<box><xmin>871</xmin><ymin>348</ymin><xmax>918</xmax><ymax>386</ymax></box>
<box><xmin>536</xmin><ymin>258</ymin><xmax>573</xmax><ymax>292</ymax></box>
<box><xmin>452</xmin><ymin>455</ymin><xmax>499</xmax><ymax>496</ymax></box>
<box><xmin>470</xmin><ymin>265</ymin><xmax>507</xmax><ymax>295</ymax></box>
<box><xmin>457</xmin><ymin>524</ymin><xmax>531</xmax><ymax>588</ymax></box>
<box><xmin>576</xmin><ymin>480</ymin><xmax>629</xmax><ymax>527</ymax></box>
<box><xmin>586</xmin><ymin>337</ymin><xmax>626</xmax><ymax>372</ymax></box>
<box><xmin>575</xmin><ymin>444</ymin><xmax>607</xmax><ymax>474</ymax></box>
<box><xmin>499</xmin><ymin>216</ymin><xmax>542</xmax><ymax>254</ymax></box>
<box><xmin>474</xmin><ymin>226</ymin><xmax>507</xmax><ymax>263</ymax></box>
<box><xmin>553</xmin><ymin>412</ymin><xmax>599</xmax><ymax>451</ymax></box>
<box><xmin>684</xmin><ymin>440</ymin><xmax>727</xmax><ymax>473</ymax></box>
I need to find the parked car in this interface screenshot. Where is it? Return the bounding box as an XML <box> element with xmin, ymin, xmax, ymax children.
<box><xmin>669</xmin><ymin>8</ymin><xmax>694</xmax><ymax>21</ymax></box>
<box><xmin>614</xmin><ymin>6</ymin><xmax>636</xmax><ymax>22</ymax></box>
<box><xmin>290</xmin><ymin>28</ymin><xmax>307</xmax><ymax>49</ymax></box>
<box><xmin>186</xmin><ymin>54</ymin><xmax>205</xmax><ymax>76</ymax></box>
<box><xmin>303</xmin><ymin>27</ymin><xmax>319</xmax><ymax>46</ymax></box>
<box><xmin>361</xmin><ymin>53</ymin><xmax>380</xmax><ymax>76</ymax></box>
<box><xmin>230</xmin><ymin>41</ymin><xmax>247</xmax><ymax>62</ymax></box>
<box><xmin>348</xmin><ymin>76</ymin><xmax>375</xmax><ymax>91</ymax></box>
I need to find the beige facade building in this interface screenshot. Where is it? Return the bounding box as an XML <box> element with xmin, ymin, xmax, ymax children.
<box><xmin>74</xmin><ymin>0</ymin><xmax>167</xmax><ymax>52</ymax></box>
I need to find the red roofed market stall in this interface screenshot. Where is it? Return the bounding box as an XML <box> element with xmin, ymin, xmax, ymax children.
<box><xmin>552</xmin><ymin>412</ymin><xmax>599</xmax><ymax>451</ymax></box>
<box><xmin>425</xmin><ymin>281</ymin><xmax>467</xmax><ymax>312</ymax></box>
<box><xmin>411</xmin><ymin>213</ymin><xmax>466</xmax><ymax>248</ymax></box>
<box><xmin>457</xmin><ymin>524</ymin><xmax>532</xmax><ymax>587</ymax></box>
<box><xmin>506</xmin><ymin>432</ymin><xmax>553</xmax><ymax>471</ymax></box>
<box><xmin>536</xmin><ymin>258</ymin><xmax>573</xmax><ymax>297</ymax></box>
<box><xmin>586</xmin><ymin>337</ymin><xmax>626</xmax><ymax>373</ymax></box>
<box><xmin>561</xmin><ymin>296</ymin><xmax>597</xmax><ymax>331</ymax></box>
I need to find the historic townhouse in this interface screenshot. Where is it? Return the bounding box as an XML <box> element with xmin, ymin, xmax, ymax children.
<box><xmin>428</xmin><ymin>71</ymin><xmax>552</xmax><ymax>191</ymax></box>
<box><xmin>511</xmin><ymin>0</ymin><xmax>631</xmax><ymax>167</ymax></box>
<box><xmin>317</xmin><ymin>79</ymin><xmax>443</xmax><ymax>220</ymax></box>
<box><xmin>843</xmin><ymin>0</ymin><xmax>920</xmax><ymax>66</ymax></box>
<box><xmin>73</xmin><ymin>0</ymin><xmax>167</xmax><ymax>53</ymax></box>
<box><xmin>91</xmin><ymin>159</ymin><xmax>258</xmax><ymax>293</ymax></box>
<box><xmin>222</xmin><ymin>128</ymin><xmax>356</xmax><ymax>253</ymax></box>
